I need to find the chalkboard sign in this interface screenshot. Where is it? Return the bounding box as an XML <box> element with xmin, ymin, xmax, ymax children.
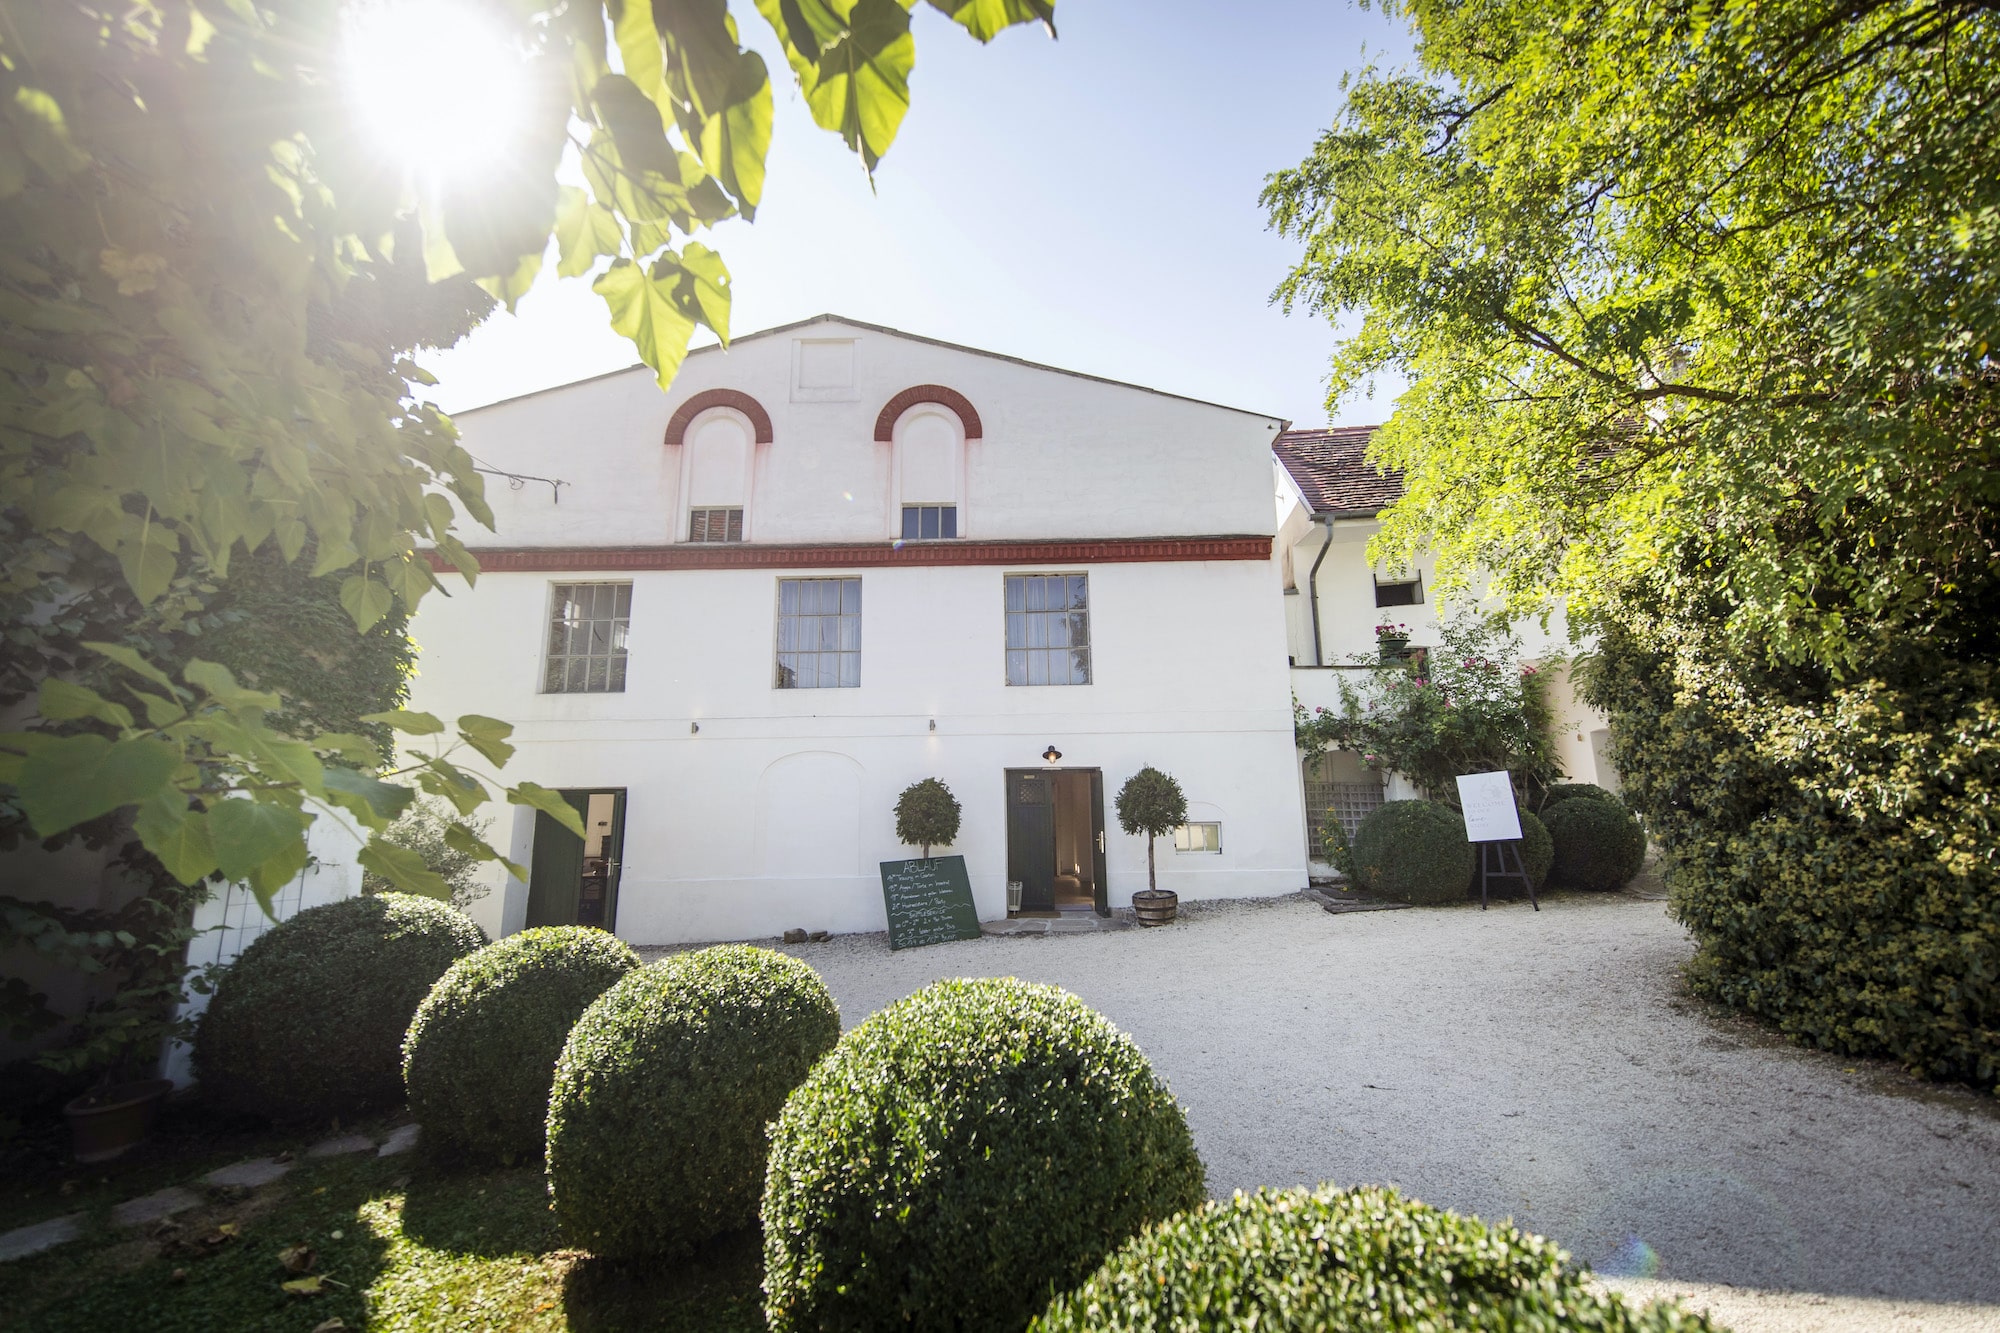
<box><xmin>879</xmin><ymin>855</ymin><xmax>981</xmax><ymax>951</ymax></box>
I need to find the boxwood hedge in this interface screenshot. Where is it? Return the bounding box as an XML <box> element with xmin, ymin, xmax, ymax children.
<box><xmin>1350</xmin><ymin>799</ymin><xmax>1476</xmax><ymax>904</ymax></box>
<box><xmin>545</xmin><ymin>945</ymin><xmax>840</xmax><ymax>1257</ymax></box>
<box><xmin>402</xmin><ymin>926</ymin><xmax>638</xmax><ymax>1163</ymax></box>
<box><xmin>1032</xmin><ymin>1185</ymin><xmax>1716</xmax><ymax>1332</ymax></box>
<box><xmin>195</xmin><ymin>893</ymin><xmax>486</xmax><ymax>1120</ymax></box>
<box><xmin>762</xmin><ymin>978</ymin><xmax>1206</xmax><ymax>1333</ymax></box>
<box><xmin>1543</xmin><ymin>794</ymin><xmax>1647</xmax><ymax>892</ymax></box>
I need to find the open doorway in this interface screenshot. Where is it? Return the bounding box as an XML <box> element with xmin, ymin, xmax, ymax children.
<box><xmin>1005</xmin><ymin>769</ymin><xmax>1108</xmax><ymax>916</ymax></box>
<box><xmin>526</xmin><ymin>789</ymin><xmax>626</xmax><ymax>931</ymax></box>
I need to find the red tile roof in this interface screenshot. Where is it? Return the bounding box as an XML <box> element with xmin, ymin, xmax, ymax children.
<box><xmin>1273</xmin><ymin>426</ymin><xmax>1403</xmax><ymax>515</ymax></box>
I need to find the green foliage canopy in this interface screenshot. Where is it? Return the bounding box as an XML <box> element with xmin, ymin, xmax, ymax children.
<box><xmin>1115</xmin><ymin>765</ymin><xmax>1186</xmax><ymax>895</ymax></box>
<box><xmin>0</xmin><ymin>0</ymin><xmax>1055</xmax><ymax>906</ymax></box>
<box><xmin>893</xmin><ymin>776</ymin><xmax>961</xmax><ymax>858</ymax></box>
<box><xmin>1263</xmin><ymin>0</ymin><xmax>2000</xmax><ymax>672</ymax></box>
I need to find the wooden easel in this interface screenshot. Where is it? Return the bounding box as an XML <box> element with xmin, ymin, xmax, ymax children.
<box><xmin>1478</xmin><ymin>839</ymin><xmax>1537</xmax><ymax>911</ymax></box>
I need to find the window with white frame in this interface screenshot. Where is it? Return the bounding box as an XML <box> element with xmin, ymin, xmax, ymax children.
<box><xmin>689</xmin><ymin>506</ymin><xmax>743</xmax><ymax>542</ymax></box>
<box><xmin>1174</xmin><ymin>822</ymin><xmax>1222</xmax><ymax>853</ymax></box>
<box><xmin>900</xmin><ymin>504</ymin><xmax>957</xmax><ymax>540</ymax></box>
<box><xmin>776</xmin><ymin>578</ymin><xmax>861</xmax><ymax>689</ymax></box>
<box><xmin>544</xmin><ymin>582</ymin><xmax>631</xmax><ymax>693</ymax></box>
<box><xmin>1004</xmin><ymin>573</ymin><xmax>1090</xmax><ymax>686</ymax></box>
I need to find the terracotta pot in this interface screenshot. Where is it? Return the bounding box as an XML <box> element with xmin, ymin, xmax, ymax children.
<box><xmin>1132</xmin><ymin>889</ymin><xmax>1179</xmax><ymax>927</ymax></box>
<box><xmin>64</xmin><ymin>1078</ymin><xmax>173</xmax><ymax>1163</ymax></box>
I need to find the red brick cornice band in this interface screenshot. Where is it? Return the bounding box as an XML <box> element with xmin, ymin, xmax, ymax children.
<box><xmin>425</xmin><ymin>535</ymin><xmax>1270</xmax><ymax>574</ymax></box>
<box><xmin>662</xmin><ymin>389</ymin><xmax>775</xmax><ymax>448</ymax></box>
<box><xmin>873</xmin><ymin>385</ymin><xmax>983</xmax><ymax>441</ymax></box>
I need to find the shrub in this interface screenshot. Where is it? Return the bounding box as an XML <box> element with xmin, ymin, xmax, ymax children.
<box><xmin>1585</xmin><ymin>622</ymin><xmax>2000</xmax><ymax>1089</ymax></box>
<box><xmin>1031</xmin><ymin>1184</ymin><xmax>1715</xmax><ymax>1333</ymax></box>
<box><xmin>546</xmin><ymin>945</ymin><xmax>840</xmax><ymax>1258</ymax></box>
<box><xmin>894</xmin><ymin>778</ymin><xmax>962</xmax><ymax>859</ymax></box>
<box><xmin>1543</xmin><ymin>794</ymin><xmax>1647</xmax><ymax>892</ymax></box>
<box><xmin>1471</xmin><ymin>809</ymin><xmax>1554</xmax><ymax>897</ymax></box>
<box><xmin>762</xmin><ymin>978</ymin><xmax>1205</xmax><ymax>1333</ymax></box>
<box><xmin>195</xmin><ymin>893</ymin><xmax>486</xmax><ymax>1120</ymax></box>
<box><xmin>361</xmin><ymin>797</ymin><xmax>495</xmax><ymax>910</ymax></box>
<box><xmin>1539</xmin><ymin>781</ymin><xmax>1624</xmax><ymax>811</ymax></box>
<box><xmin>402</xmin><ymin>927</ymin><xmax>638</xmax><ymax>1163</ymax></box>
<box><xmin>1349</xmin><ymin>799</ymin><xmax>1475</xmax><ymax>904</ymax></box>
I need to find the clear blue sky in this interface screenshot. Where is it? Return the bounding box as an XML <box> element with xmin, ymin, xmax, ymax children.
<box><xmin>420</xmin><ymin>3</ymin><xmax>1417</xmax><ymax>426</ymax></box>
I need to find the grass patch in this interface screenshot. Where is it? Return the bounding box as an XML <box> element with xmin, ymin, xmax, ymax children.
<box><xmin>4</xmin><ymin>1130</ymin><xmax>764</xmax><ymax>1331</ymax></box>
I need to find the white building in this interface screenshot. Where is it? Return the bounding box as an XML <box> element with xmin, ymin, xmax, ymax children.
<box><xmin>1271</xmin><ymin>427</ymin><xmax>1619</xmax><ymax>874</ymax></box>
<box><xmin>408</xmin><ymin>316</ymin><xmax>1309</xmax><ymax>945</ymax></box>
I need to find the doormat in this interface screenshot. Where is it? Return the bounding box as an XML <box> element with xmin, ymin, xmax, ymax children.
<box><xmin>1303</xmin><ymin>887</ymin><xmax>1411</xmax><ymax>914</ymax></box>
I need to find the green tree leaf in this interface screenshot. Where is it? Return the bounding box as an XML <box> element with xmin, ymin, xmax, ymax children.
<box><xmin>39</xmin><ymin>679</ymin><xmax>135</xmax><ymax>730</ymax></box>
<box><xmin>359</xmin><ymin>710</ymin><xmax>447</xmax><ymax>736</ymax></box>
<box><xmin>442</xmin><ymin>820</ymin><xmax>527</xmax><ymax>881</ymax></box>
<box><xmin>323</xmin><ymin>766</ymin><xmax>418</xmax><ymax>823</ymax></box>
<box><xmin>339</xmin><ymin>574</ymin><xmax>395</xmax><ymax>632</ymax></box>
<box><xmin>357</xmin><ymin>839</ymin><xmax>454</xmax><ymax>900</ymax></box>
<box><xmin>83</xmin><ymin>641</ymin><xmax>177</xmax><ymax>692</ymax></box>
<box><xmin>455</xmin><ymin>714</ymin><xmax>517</xmax><ymax>766</ymax></box>
<box><xmin>509</xmin><ymin>781</ymin><xmax>587</xmax><ymax>837</ymax></box>
<box><xmin>19</xmin><ymin>736</ymin><xmax>182</xmax><ymax>836</ymax></box>
<box><xmin>594</xmin><ymin>257</ymin><xmax>699</xmax><ymax>388</ymax></box>
<box><xmin>132</xmin><ymin>792</ymin><xmax>220</xmax><ymax>885</ymax></box>
<box><xmin>207</xmin><ymin>799</ymin><xmax>312</xmax><ymax>882</ymax></box>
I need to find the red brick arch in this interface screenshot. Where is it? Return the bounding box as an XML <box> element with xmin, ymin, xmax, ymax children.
<box><xmin>663</xmin><ymin>388</ymin><xmax>773</xmax><ymax>449</ymax></box>
<box><xmin>873</xmin><ymin>384</ymin><xmax>983</xmax><ymax>442</ymax></box>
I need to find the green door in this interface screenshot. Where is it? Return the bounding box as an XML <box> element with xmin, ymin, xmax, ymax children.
<box><xmin>526</xmin><ymin>790</ymin><xmax>626</xmax><ymax>931</ymax></box>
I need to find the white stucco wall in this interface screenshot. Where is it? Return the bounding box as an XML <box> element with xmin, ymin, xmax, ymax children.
<box><xmin>407</xmin><ymin>319</ymin><xmax>1305</xmax><ymax>945</ymax></box>
<box><xmin>407</xmin><ymin>558</ymin><xmax>1306</xmax><ymax>945</ymax></box>
<box><xmin>447</xmin><ymin>317</ymin><xmax>1285</xmax><ymax>547</ymax></box>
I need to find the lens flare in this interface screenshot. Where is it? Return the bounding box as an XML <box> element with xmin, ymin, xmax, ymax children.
<box><xmin>1598</xmin><ymin>1233</ymin><xmax>1661</xmax><ymax>1279</ymax></box>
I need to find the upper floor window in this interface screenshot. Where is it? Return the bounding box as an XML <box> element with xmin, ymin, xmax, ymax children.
<box><xmin>776</xmin><ymin>578</ymin><xmax>861</xmax><ymax>689</ymax></box>
<box><xmin>901</xmin><ymin>504</ymin><xmax>958</xmax><ymax>540</ymax></box>
<box><xmin>1374</xmin><ymin>571</ymin><xmax>1425</xmax><ymax>607</ymax></box>
<box><xmin>690</xmin><ymin>507</ymin><xmax>743</xmax><ymax>542</ymax></box>
<box><xmin>545</xmin><ymin>582</ymin><xmax>630</xmax><ymax>694</ymax></box>
<box><xmin>1005</xmin><ymin>574</ymin><xmax>1091</xmax><ymax>686</ymax></box>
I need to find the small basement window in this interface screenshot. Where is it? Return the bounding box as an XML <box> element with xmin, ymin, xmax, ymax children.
<box><xmin>1373</xmin><ymin>571</ymin><xmax>1424</xmax><ymax>607</ymax></box>
<box><xmin>1173</xmin><ymin>822</ymin><xmax>1222</xmax><ymax>854</ymax></box>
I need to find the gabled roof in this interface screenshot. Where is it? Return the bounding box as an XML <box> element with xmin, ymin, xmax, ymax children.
<box><xmin>1273</xmin><ymin>426</ymin><xmax>1403</xmax><ymax>516</ymax></box>
<box><xmin>455</xmin><ymin>313</ymin><xmax>1285</xmax><ymax>422</ymax></box>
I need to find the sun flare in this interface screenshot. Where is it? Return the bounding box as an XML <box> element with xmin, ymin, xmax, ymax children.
<box><xmin>340</xmin><ymin>0</ymin><xmax>537</xmax><ymax>178</ymax></box>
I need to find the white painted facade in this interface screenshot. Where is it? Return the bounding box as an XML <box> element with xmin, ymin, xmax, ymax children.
<box><xmin>407</xmin><ymin>317</ymin><xmax>1306</xmax><ymax>946</ymax></box>
<box><xmin>1271</xmin><ymin>444</ymin><xmax>1620</xmax><ymax>797</ymax></box>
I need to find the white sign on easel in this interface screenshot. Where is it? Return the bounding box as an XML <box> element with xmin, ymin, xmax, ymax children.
<box><xmin>1455</xmin><ymin>770</ymin><xmax>1538</xmax><ymax>911</ymax></box>
<box><xmin>1455</xmin><ymin>770</ymin><xmax>1523</xmax><ymax>842</ymax></box>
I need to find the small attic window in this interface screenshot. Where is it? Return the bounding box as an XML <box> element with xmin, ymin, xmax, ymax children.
<box><xmin>1374</xmin><ymin>572</ymin><xmax>1424</xmax><ymax>607</ymax></box>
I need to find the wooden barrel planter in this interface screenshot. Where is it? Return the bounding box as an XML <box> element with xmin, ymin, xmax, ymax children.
<box><xmin>64</xmin><ymin>1078</ymin><xmax>173</xmax><ymax>1163</ymax></box>
<box><xmin>1132</xmin><ymin>889</ymin><xmax>1179</xmax><ymax>927</ymax></box>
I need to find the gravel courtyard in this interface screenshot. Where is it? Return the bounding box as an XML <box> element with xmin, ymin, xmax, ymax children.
<box><xmin>662</xmin><ymin>893</ymin><xmax>2000</xmax><ymax>1333</ymax></box>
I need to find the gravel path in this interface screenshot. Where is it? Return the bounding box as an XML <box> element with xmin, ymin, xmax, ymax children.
<box><xmin>650</xmin><ymin>893</ymin><xmax>2000</xmax><ymax>1332</ymax></box>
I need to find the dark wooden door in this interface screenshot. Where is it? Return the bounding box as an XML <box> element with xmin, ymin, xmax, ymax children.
<box><xmin>527</xmin><ymin>790</ymin><xmax>626</xmax><ymax>931</ymax></box>
<box><xmin>1089</xmin><ymin>769</ymin><xmax>1110</xmax><ymax>916</ymax></box>
<box><xmin>1006</xmin><ymin>769</ymin><xmax>1055</xmax><ymax>913</ymax></box>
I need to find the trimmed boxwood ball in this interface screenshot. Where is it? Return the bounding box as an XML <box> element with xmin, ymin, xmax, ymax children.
<box><xmin>1349</xmin><ymin>798</ymin><xmax>1476</xmax><ymax>904</ymax></box>
<box><xmin>1032</xmin><ymin>1184</ymin><xmax>1715</xmax><ymax>1333</ymax></box>
<box><xmin>195</xmin><ymin>893</ymin><xmax>486</xmax><ymax>1120</ymax></box>
<box><xmin>402</xmin><ymin>926</ymin><xmax>638</xmax><ymax>1163</ymax></box>
<box><xmin>1544</xmin><ymin>794</ymin><xmax>1648</xmax><ymax>891</ymax></box>
<box><xmin>1468</xmin><ymin>808</ymin><xmax>1555</xmax><ymax>897</ymax></box>
<box><xmin>1540</xmin><ymin>781</ymin><xmax>1624</xmax><ymax>811</ymax></box>
<box><xmin>546</xmin><ymin>945</ymin><xmax>840</xmax><ymax>1258</ymax></box>
<box><xmin>762</xmin><ymin>977</ymin><xmax>1206</xmax><ymax>1333</ymax></box>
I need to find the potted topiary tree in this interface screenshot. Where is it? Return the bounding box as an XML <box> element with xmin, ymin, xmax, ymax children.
<box><xmin>894</xmin><ymin>778</ymin><xmax>961</xmax><ymax>861</ymax></box>
<box><xmin>1116</xmin><ymin>766</ymin><xmax>1187</xmax><ymax>926</ymax></box>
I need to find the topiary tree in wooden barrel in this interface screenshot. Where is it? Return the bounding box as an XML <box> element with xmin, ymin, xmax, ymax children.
<box><xmin>1116</xmin><ymin>767</ymin><xmax>1187</xmax><ymax>922</ymax></box>
<box><xmin>894</xmin><ymin>778</ymin><xmax>961</xmax><ymax>861</ymax></box>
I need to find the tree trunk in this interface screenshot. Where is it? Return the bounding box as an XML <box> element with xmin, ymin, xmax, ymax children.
<box><xmin>922</xmin><ymin>843</ymin><xmax>930</xmax><ymax>861</ymax></box>
<box><xmin>1147</xmin><ymin>833</ymin><xmax>1156</xmax><ymax>893</ymax></box>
